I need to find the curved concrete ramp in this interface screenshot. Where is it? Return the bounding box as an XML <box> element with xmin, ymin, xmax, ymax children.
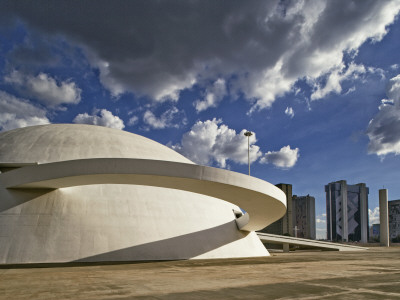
<box><xmin>257</xmin><ymin>233</ymin><xmax>369</xmax><ymax>251</ymax></box>
<box><xmin>1</xmin><ymin>158</ymin><xmax>286</xmax><ymax>232</ymax></box>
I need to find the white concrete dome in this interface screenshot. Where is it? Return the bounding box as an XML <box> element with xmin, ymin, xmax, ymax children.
<box><xmin>0</xmin><ymin>124</ymin><xmax>286</xmax><ymax>264</ymax></box>
<box><xmin>0</xmin><ymin>124</ymin><xmax>193</xmax><ymax>164</ymax></box>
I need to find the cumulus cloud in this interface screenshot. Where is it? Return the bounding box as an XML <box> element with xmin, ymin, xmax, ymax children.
<box><xmin>285</xmin><ymin>107</ymin><xmax>294</xmax><ymax>118</ymax></box>
<box><xmin>143</xmin><ymin>107</ymin><xmax>186</xmax><ymax>130</ymax></box>
<box><xmin>171</xmin><ymin>118</ymin><xmax>261</xmax><ymax>168</ymax></box>
<box><xmin>367</xmin><ymin>74</ymin><xmax>400</xmax><ymax>156</ymax></box>
<box><xmin>260</xmin><ymin>145</ymin><xmax>299</xmax><ymax>169</ymax></box>
<box><xmin>0</xmin><ymin>90</ymin><xmax>50</xmax><ymax>131</ymax></box>
<box><xmin>1</xmin><ymin>1</ymin><xmax>399</xmax><ymax>110</ymax></box>
<box><xmin>4</xmin><ymin>70</ymin><xmax>81</xmax><ymax>107</ymax></box>
<box><xmin>194</xmin><ymin>79</ymin><xmax>227</xmax><ymax>112</ymax></box>
<box><xmin>369</xmin><ymin>207</ymin><xmax>380</xmax><ymax>225</ymax></box>
<box><xmin>73</xmin><ymin>109</ymin><xmax>124</xmax><ymax>130</ymax></box>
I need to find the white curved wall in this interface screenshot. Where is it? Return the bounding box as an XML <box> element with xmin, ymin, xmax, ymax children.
<box><xmin>0</xmin><ymin>184</ymin><xmax>268</xmax><ymax>263</ymax></box>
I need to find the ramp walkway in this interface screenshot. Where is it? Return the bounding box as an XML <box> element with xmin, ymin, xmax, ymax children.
<box><xmin>257</xmin><ymin>233</ymin><xmax>369</xmax><ymax>252</ymax></box>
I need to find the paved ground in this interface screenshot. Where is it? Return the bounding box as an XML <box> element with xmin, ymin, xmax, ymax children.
<box><xmin>1</xmin><ymin>247</ymin><xmax>400</xmax><ymax>299</ymax></box>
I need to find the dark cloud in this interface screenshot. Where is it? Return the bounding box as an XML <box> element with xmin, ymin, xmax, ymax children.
<box><xmin>1</xmin><ymin>0</ymin><xmax>399</xmax><ymax>108</ymax></box>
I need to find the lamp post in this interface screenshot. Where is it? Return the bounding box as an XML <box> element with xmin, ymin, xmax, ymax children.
<box><xmin>244</xmin><ymin>131</ymin><xmax>253</xmax><ymax>176</ymax></box>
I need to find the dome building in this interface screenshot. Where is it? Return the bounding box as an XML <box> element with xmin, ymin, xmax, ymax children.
<box><xmin>0</xmin><ymin>124</ymin><xmax>286</xmax><ymax>264</ymax></box>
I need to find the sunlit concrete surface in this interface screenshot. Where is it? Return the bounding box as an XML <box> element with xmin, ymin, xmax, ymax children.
<box><xmin>258</xmin><ymin>233</ymin><xmax>369</xmax><ymax>251</ymax></box>
<box><xmin>0</xmin><ymin>247</ymin><xmax>399</xmax><ymax>299</ymax></box>
<box><xmin>1</xmin><ymin>158</ymin><xmax>287</xmax><ymax>232</ymax></box>
<box><xmin>0</xmin><ymin>124</ymin><xmax>286</xmax><ymax>263</ymax></box>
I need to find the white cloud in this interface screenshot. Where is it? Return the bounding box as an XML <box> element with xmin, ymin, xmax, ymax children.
<box><xmin>367</xmin><ymin>74</ymin><xmax>400</xmax><ymax>156</ymax></box>
<box><xmin>194</xmin><ymin>78</ymin><xmax>227</xmax><ymax>112</ymax></box>
<box><xmin>285</xmin><ymin>106</ymin><xmax>294</xmax><ymax>118</ymax></box>
<box><xmin>310</xmin><ymin>63</ymin><xmax>366</xmax><ymax>101</ymax></box>
<box><xmin>143</xmin><ymin>107</ymin><xmax>186</xmax><ymax>130</ymax></box>
<box><xmin>245</xmin><ymin>61</ymin><xmax>296</xmax><ymax>113</ymax></box>
<box><xmin>2</xmin><ymin>1</ymin><xmax>399</xmax><ymax>110</ymax></box>
<box><xmin>127</xmin><ymin>116</ymin><xmax>139</xmax><ymax>126</ymax></box>
<box><xmin>387</xmin><ymin>74</ymin><xmax>400</xmax><ymax>102</ymax></box>
<box><xmin>315</xmin><ymin>214</ymin><xmax>327</xmax><ymax>240</ymax></box>
<box><xmin>344</xmin><ymin>86</ymin><xmax>356</xmax><ymax>95</ymax></box>
<box><xmin>0</xmin><ymin>90</ymin><xmax>50</xmax><ymax>131</ymax></box>
<box><xmin>369</xmin><ymin>207</ymin><xmax>380</xmax><ymax>225</ymax></box>
<box><xmin>73</xmin><ymin>109</ymin><xmax>124</xmax><ymax>130</ymax></box>
<box><xmin>171</xmin><ymin>118</ymin><xmax>262</xmax><ymax>168</ymax></box>
<box><xmin>4</xmin><ymin>70</ymin><xmax>81</xmax><ymax>107</ymax></box>
<box><xmin>260</xmin><ymin>145</ymin><xmax>299</xmax><ymax>169</ymax></box>
<box><xmin>94</xmin><ymin>60</ymin><xmax>126</xmax><ymax>98</ymax></box>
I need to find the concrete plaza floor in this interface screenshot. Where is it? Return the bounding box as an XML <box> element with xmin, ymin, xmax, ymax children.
<box><xmin>1</xmin><ymin>247</ymin><xmax>399</xmax><ymax>299</ymax></box>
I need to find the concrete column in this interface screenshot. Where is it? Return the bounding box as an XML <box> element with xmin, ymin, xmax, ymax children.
<box><xmin>379</xmin><ymin>189</ymin><xmax>389</xmax><ymax>247</ymax></box>
<box><xmin>310</xmin><ymin>196</ymin><xmax>316</xmax><ymax>240</ymax></box>
<box><xmin>341</xmin><ymin>181</ymin><xmax>348</xmax><ymax>242</ymax></box>
<box><xmin>283</xmin><ymin>243</ymin><xmax>290</xmax><ymax>253</ymax></box>
<box><xmin>327</xmin><ymin>184</ymin><xmax>332</xmax><ymax>240</ymax></box>
<box><xmin>360</xmin><ymin>184</ymin><xmax>368</xmax><ymax>243</ymax></box>
<box><xmin>287</xmin><ymin>184</ymin><xmax>293</xmax><ymax>237</ymax></box>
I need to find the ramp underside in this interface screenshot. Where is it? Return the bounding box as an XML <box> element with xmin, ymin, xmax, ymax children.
<box><xmin>257</xmin><ymin>233</ymin><xmax>368</xmax><ymax>251</ymax></box>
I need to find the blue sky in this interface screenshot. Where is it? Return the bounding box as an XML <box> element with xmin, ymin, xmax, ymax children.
<box><xmin>1</xmin><ymin>1</ymin><xmax>400</xmax><ymax>238</ymax></box>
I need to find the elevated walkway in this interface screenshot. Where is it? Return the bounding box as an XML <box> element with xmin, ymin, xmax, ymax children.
<box><xmin>257</xmin><ymin>233</ymin><xmax>369</xmax><ymax>252</ymax></box>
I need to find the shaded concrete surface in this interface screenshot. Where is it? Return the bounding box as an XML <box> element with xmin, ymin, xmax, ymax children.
<box><xmin>1</xmin><ymin>247</ymin><xmax>399</xmax><ymax>299</ymax></box>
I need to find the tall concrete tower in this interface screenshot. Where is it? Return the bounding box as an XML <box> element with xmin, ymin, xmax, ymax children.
<box><xmin>325</xmin><ymin>180</ymin><xmax>369</xmax><ymax>242</ymax></box>
<box><xmin>379</xmin><ymin>189</ymin><xmax>389</xmax><ymax>247</ymax></box>
<box><xmin>292</xmin><ymin>195</ymin><xmax>316</xmax><ymax>239</ymax></box>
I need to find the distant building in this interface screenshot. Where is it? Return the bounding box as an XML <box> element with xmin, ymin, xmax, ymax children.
<box><xmin>388</xmin><ymin>200</ymin><xmax>400</xmax><ymax>240</ymax></box>
<box><xmin>325</xmin><ymin>180</ymin><xmax>369</xmax><ymax>243</ymax></box>
<box><xmin>292</xmin><ymin>195</ymin><xmax>316</xmax><ymax>239</ymax></box>
<box><xmin>259</xmin><ymin>183</ymin><xmax>293</xmax><ymax>236</ymax></box>
<box><xmin>371</xmin><ymin>224</ymin><xmax>380</xmax><ymax>238</ymax></box>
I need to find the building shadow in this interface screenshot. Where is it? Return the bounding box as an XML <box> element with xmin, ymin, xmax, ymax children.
<box><xmin>0</xmin><ymin>188</ymin><xmax>54</xmax><ymax>213</ymax></box>
<box><xmin>74</xmin><ymin>220</ymin><xmax>250</xmax><ymax>262</ymax></box>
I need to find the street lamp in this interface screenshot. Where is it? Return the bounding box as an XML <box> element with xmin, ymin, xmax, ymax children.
<box><xmin>244</xmin><ymin>131</ymin><xmax>253</xmax><ymax>176</ymax></box>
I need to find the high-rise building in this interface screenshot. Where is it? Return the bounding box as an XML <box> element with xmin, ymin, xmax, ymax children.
<box><xmin>388</xmin><ymin>200</ymin><xmax>400</xmax><ymax>241</ymax></box>
<box><xmin>325</xmin><ymin>180</ymin><xmax>369</xmax><ymax>242</ymax></box>
<box><xmin>292</xmin><ymin>195</ymin><xmax>316</xmax><ymax>239</ymax></box>
<box><xmin>259</xmin><ymin>183</ymin><xmax>292</xmax><ymax>235</ymax></box>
